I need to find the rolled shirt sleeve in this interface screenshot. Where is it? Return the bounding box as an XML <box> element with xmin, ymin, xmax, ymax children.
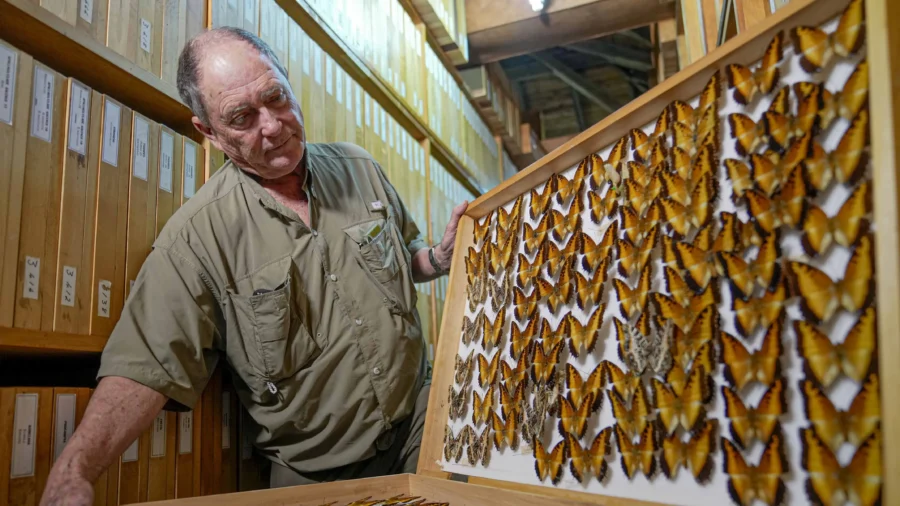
<box><xmin>97</xmin><ymin>245</ymin><xmax>221</xmax><ymax>411</ymax></box>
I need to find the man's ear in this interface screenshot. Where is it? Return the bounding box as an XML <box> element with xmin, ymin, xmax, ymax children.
<box><xmin>192</xmin><ymin>116</ymin><xmax>224</xmax><ymax>151</ymax></box>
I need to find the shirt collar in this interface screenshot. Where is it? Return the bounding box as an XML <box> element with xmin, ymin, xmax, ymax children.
<box><xmin>235</xmin><ymin>146</ymin><xmax>316</xmax><ymax>214</ymax></box>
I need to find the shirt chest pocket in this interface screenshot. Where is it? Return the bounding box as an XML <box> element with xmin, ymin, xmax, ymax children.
<box><xmin>344</xmin><ymin>211</ymin><xmax>415</xmax><ymax>314</ymax></box>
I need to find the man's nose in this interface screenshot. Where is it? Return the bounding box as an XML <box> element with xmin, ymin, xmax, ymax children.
<box><xmin>259</xmin><ymin>107</ymin><xmax>282</xmax><ymax>137</ymax></box>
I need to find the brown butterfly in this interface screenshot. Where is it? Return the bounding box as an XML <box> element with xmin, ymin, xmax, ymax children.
<box><xmin>605</xmin><ymin>136</ymin><xmax>630</xmax><ymax>176</ymax></box>
<box><xmin>573</xmin><ymin>154</ymin><xmax>606</xmax><ymax>193</ymax></box>
<box><xmin>669</xmin><ymin>306</ymin><xmax>719</xmax><ymax>372</ymax></box>
<box><xmin>509</xmin><ymin>316</ymin><xmax>537</xmax><ymax>359</ymax></box>
<box><xmin>472</xmin><ymin>385</ymin><xmax>495</xmax><ymax>426</ymax></box>
<box><xmin>732</xmin><ymin>280</ymin><xmax>787</xmax><ymax>339</ymax></box>
<box><xmin>651</xmin><ymin>364</ymin><xmax>710</xmax><ymax>436</ymax></box>
<box><xmin>574</xmin><ymin>262</ymin><xmax>608</xmax><ymax>312</ymax></box>
<box><xmin>768</xmin><ymin>86</ymin><xmax>791</xmax><ymax>115</ymax></box>
<box><xmin>538</xmin><ymin>232</ymin><xmax>578</xmax><ymax>280</ymax></box>
<box><xmin>478</xmin><ymin>351</ymin><xmax>502</xmax><ymax>389</ymax></box>
<box><xmin>722</xmin><ymin>434</ymin><xmax>788</xmax><ymax>506</ymax></box>
<box><xmin>745</xmin><ymin>165</ymin><xmax>808</xmax><ymax>234</ymax></box>
<box><xmin>579</xmin><ymin>225</ymin><xmax>617</xmax><ymax>274</ymax></box>
<box><xmin>512</xmin><ymin>286</ymin><xmax>538</xmax><ymax>322</ymax></box>
<box><xmin>496</xmin><ymin>196</ymin><xmax>523</xmax><ymax>243</ymax></box>
<box><xmin>499</xmin><ymin>379</ymin><xmax>527</xmax><ymax>424</ymax></box>
<box><xmin>725</xmin><ymin>158</ymin><xmax>755</xmax><ymax>204</ymax></box>
<box><xmin>565</xmin><ymin>308</ymin><xmax>604</xmax><ymax>358</ymax></box>
<box><xmin>529</xmin><ymin>180</ymin><xmax>553</xmax><ymax>221</ymax></box>
<box><xmin>566</xmin><ymin>363</ymin><xmax>605</xmax><ymax>413</ymax></box>
<box><xmin>461</xmin><ymin>309</ymin><xmax>484</xmax><ymax>346</ymax></box>
<box><xmin>491</xmin><ymin>411</ymin><xmax>520</xmax><ymax>452</ymax></box>
<box><xmin>728</xmin><ymin>112</ymin><xmax>793</xmax><ymax>157</ymax></box>
<box><xmin>791</xmin><ymin>0</ymin><xmax>865</xmax><ymax>73</ymax></box>
<box><xmin>652</xmin><ymin>284</ymin><xmax>717</xmax><ymax>334</ymax></box>
<box><xmin>617</xmin><ymin>232</ymin><xmax>658</xmax><ymax>280</ymax></box>
<box><xmin>802</xmin><ymin>181</ymin><xmax>870</xmax><ymax>256</ymax></box>
<box><xmin>666</xmin><ymin>344</ymin><xmax>715</xmax><ymax>398</ymax></box>
<box><xmin>482</xmin><ymin>310</ymin><xmax>506</xmax><ymax>350</ymax></box>
<box><xmin>454</xmin><ymin>349</ymin><xmax>475</xmax><ymax>386</ymax></box>
<box><xmin>795</xmin><ymin>306</ymin><xmax>876</xmax><ymax>387</ymax></box>
<box><xmin>801</xmin><ymin>427</ymin><xmax>881</xmax><ymax>506</ymax></box>
<box><xmin>448</xmin><ymin>385</ymin><xmax>468</xmax><ymax>420</ymax></box>
<box><xmin>533</xmin><ymin>438</ymin><xmax>567</xmax><ymax>485</ymax></box>
<box><xmin>487</xmin><ymin>233</ymin><xmax>518</xmax><ymax>277</ymax></box>
<box><xmin>444</xmin><ymin>425</ymin><xmax>472</xmax><ymax>462</ymax></box>
<box><xmin>813</xmin><ymin>59</ymin><xmax>869</xmax><ymax>127</ymax></box>
<box><xmin>624</xmin><ymin>175</ymin><xmax>663</xmax><ymax>215</ymax></box>
<box><xmin>803</xmin><ymin>109</ymin><xmax>870</xmax><ymax>192</ymax></box>
<box><xmin>551</xmin><ymin>172</ymin><xmax>579</xmax><ymax>208</ymax></box>
<box><xmin>726</xmin><ymin>32</ymin><xmax>784</xmax><ymax>105</ymax></box>
<box><xmin>473</xmin><ymin>213</ymin><xmax>493</xmax><ymax>245</ymax></box>
<box><xmin>567</xmin><ymin>428</ymin><xmax>613</xmax><ymax>483</ymax></box>
<box><xmin>466</xmin><ymin>425</ymin><xmax>492</xmax><ymax>466</ymax></box>
<box><xmin>801</xmin><ymin>373</ymin><xmax>880</xmax><ymax>451</ymax></box>
<box><xmin>604</xmin><ymin>361</ymin><xmax>643</xmax><ymax>402</ymax></box>
<box><xmin>754</xmin><ymin>132</ymin><xmax>815</xmax><ymax>196</ymax></box>
<box><xmin>653</xmin><ymin>106</ymin><xmax>672</xmax><ymax>139</ymax></box>
<box><xmin>660</xmin><ymin>419</ymin><xmax>718</xmax><ymax>484</ymax></box>
<box><xmin>587</xmin><ymin>183</ymin><xmax>620</xmax><ymax>225</ymax></box>
<box><xmin>532</xmin><ymin>340</ymin><xmax>564</xmax><ymax>386</ymax></box>
<box><xmin>558</xmin><ymin>393</ymin><xmax>594</xmax><ymax>440</ymax></box>
<box><xmin>620</xmin><ymin>202</ymin><xmax>661</xmax><ymax>246</ymax></box>
<box><xmin>522</xmin><ymin>214</ymin><xmax>551</xmax><ymax>256</ymax></box>
<box><xmin>617</xmin><ymin>423</ymin><xmax>659</xmax><ymax>480</ymax></box>
<box><xmin>614</xmin><ymin>262</ymin><xmax>653</xmax><ymax>320</ymax></box>
<box><xmin>718</xmin><ymin>232</ymin><xmax>782</xmax><ymax>301</ymax></box>
<box><xmin>722</xmin><ymin>379</ymin><xmax>786</xmax><ymax>449</ymax></box>
<box><xmin>609</xmin><ymin>383</ymin><xmax>654</xmax><ymax>441</ymax></box>
<box><xmin>501</xmin><ymin>344</ymin><xmax>532</xmax><ymax>392</ymax></box>
<box><xmin>721</xmin><ymin>322</ymin><xmax>783</xmax><ymax>391</ymax></box>
<box><xmin>535</xmin><ymin>261</ymin><xmax>575</xmax><ymax>314</ymax></box>
<box><xmin>660</xmin><ymin>174</ymin><xmax>717</xmax><ymax>239</ymax></box>
<box><xmin>488</xmin><ymin>275</ymin><xmax>510</xmax><ymax>313</ymax></box>
<box><xmin>674</xmin><ymin>238</ymin><xmax>720</xmax><ymax>293</ymax></box>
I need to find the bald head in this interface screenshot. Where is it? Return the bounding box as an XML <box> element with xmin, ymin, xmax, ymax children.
<box><xmin>176</xmin><ymin>27</ymin><xmax>288</xmax><ymax>126</ymax></box>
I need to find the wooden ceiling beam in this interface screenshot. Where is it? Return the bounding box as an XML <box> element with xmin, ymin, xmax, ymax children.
<box><xmin>564</xmin><ymin>41</ymin><xmax>654</xmax><ymax>72</ymax></box>
<box><xmin>529</xmin><ymin>52</ymin><xmax>618</xmax><ymax>115</ymax></box>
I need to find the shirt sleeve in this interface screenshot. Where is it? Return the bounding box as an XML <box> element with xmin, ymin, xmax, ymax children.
<box><xmin>97</xmin><ymin>246</ymin><xmax>221</xmax><ymax>411</ymax></box>
<box><xmin>373</xmin><ymin>161</ymin><xmax>428</xmax><ymax>257</ymax></box>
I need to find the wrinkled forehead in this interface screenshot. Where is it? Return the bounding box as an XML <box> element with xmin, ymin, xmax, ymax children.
<box><xmin>198</xmin><ymin>40</ymin><xmax>282</xmax><ymax>94</ymax></box>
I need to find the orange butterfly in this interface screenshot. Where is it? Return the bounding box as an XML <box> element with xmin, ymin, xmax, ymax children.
<box><xmin>648</xmin><ymin>138</ymin><xmax>669</xmax><ymax>167</ymax></box>
<box><xmin>499</xmin><ymin>379</ymin><xmax>527</xmax><ymax>424</ymax></box>
<box><xmin>567</xmin><ymin>428</ymin><xmax>613</xmax><ymax>483</ymax></box>
<box><xmin>539</xmin><ymin>317</ymin><xmax>565</xmax><ymax>354</ymax></box>
<box><xmin>461</xmin><ymin>309</ymin><xmax>484</xmax><ymax>346</ymax></box>
<box><xmin>722</xmin><ymin>434</ymin><xmax>788</xmax><ymax>506</ymax></box>
<box><xmin>791</xmin><ymin>0</ymin><xmax>865</xmax><ymax>73</ymax></box>
<box><xmin>802</xmin><ymin>181</ymin><xmax>870</xmax><ymax>256</ymax></box>
<box><xmin>652</xmin><ymin>285</ymin><xmax>717</xmax><ymax>333</ymax></box>
<box><xmin>752</xmin><ymin>132</ymin><xmax>815</xmax><ymax>196</ymax></box>
<box><xmin>617</xmin><ymin>423</ymin><xmax>659</xmax><ymax>480</ymax></box>
<box><xmin>620</xmin><ymin>202</ymin><xmax>661</xmax><ymax>245</ymax></box>
<box><xmin>487</xmin><ymin>233</ymin><xmax>518</xmax><ymax>277</ymax></box>
<box><xmin>670</xmin><ymin>306</ymin><xmax>718</xmax><ymax>371</ymax></box>
<box><xmin>666</xmin><ymin>344</ymin><xmax>715</xmax><ymax>397</ymax></box>
<box><xmin>803</xmin><ymin>109</ymin><xmax>870</xmax><ymax>192</ymax></box>
<box><xmin>809</xmin><ymin>59</ymin><xmax>869</xmax><ymax>127</ymax></box>
<box><xmin>512</xmin><ymin>286</ymin><xmax>538</xmax><ymax>322</ymax></box>
<box><xmin>660</xmin><ymin>174</ymin><xmax>717</xmax><ymax>239</ymax></box>
<box><xmin>728</xmin><ymin>112</ymin><xmax>793</xmax><ymax>157</ymax></box>
<box><xmin>579</xmin><ymin>229</ymin><xmax>615</xmax><ymax>278</ymax></box>
<box><xmin>587</xmin><ymin>184</ymin><xmax>619</xmax><ymax>224</ymax></box>
<box><xmin>548</xmin><ymin>208</ymin><xmax>582</xmax><ymax>244</ymax></box>
<box><xmin>573</xmin><ymin>154</ymin><xmax>605</xmax><ymax>193</ymax></box>
<box><xmin>788</xmin><ymin>235</ymin><xmax>874</xmax><ymax>324</ymax></box>
<box><xmin>550</xmin><ymin>172</ymin><xmax>579</xmax><ymax>208</ymax></box>
<box><xmin>491</xmin><ymin>411</ymin><xmax>520</xmax><ymax>451</ymax></box>
<box><xmin>725</xmin><ymin>158</ymin><xmax>755</xmax><ymax>204</ymax></box>
<box><xmin>617</xmin><ymin>233</ymin><xmax>657</xmax><ymax>280</ymax></box>
<box><xmin>630</xmin><ymin>129</ymin><xmax>651</xmax><ymax>164</ymax></box>
<box><xmin>538</xmin><ymin>233</ymin><xmax>577</xmax><ymax>280</ymax></box>
<box><xmin>726</xmin><ymin>31</ymin><xmax>784</xmax><ymax>105</ymax></box>
<box><xmin>745</xmin><ymin>166</ymin><xmax>808</xmax><ymax>234</ymax></box>
<box><xmin>801</xmin><ymin>427</ymin><xmax>882</xmax><ymax>506</ymax></box>
<box><xmin>629</xmin><ymin>161</ymin><xmax>662</xmax><ymax>188</ymax></box>
<box><xmin>502</xmin><ymin>340</ymin><xmax>532</xmax><ymax>388</ymax></box>
<box><xmin>558</xmin><ymin>393</ymin><xmax>594</xmax><ymax>439</ymax></box>
<box><xmin>795</xmin><ymin>306</ymin><xmax>876</xmax><ymax>387</ymax></box>
<box><xmin>768</xmin><ymin>85</ymin><xmax>791</xmax><ymax>115</ymax></box>
<box><xmin>482</xmin><ymin>310</ymin><xmax>506</xmax><ymax>351</ymax></box>
<box><xmin>522</xmin><ymin>214</ymin><xmax>550</xmax><ymax>256</ymax></box>
<box><xmin>609</xmin><ymin>383</ymin><xmax>654</xmax><ymax>440</ymax></box>
<box><xmin>674</xmin><ymin>239</ymin><xmax>721</xmax><ymax>293</ymax></box>
<box><xmin>663</xmin><ymin>266</ymin><xmax>692</xmax><ymax>308</ymax></box>
<box><xmin>672</xmin><ymin>108</ymin><xmax>719</xmax><ymax>155</ymax></box>
<box><xmin>605</xmin><ymin>136</ymin><xmax>630</xmax><ymax>176</ymax></box>
<box><xmin>660</xmin><ymin>419</ymin><xmax>718</xmax><ymax>484</ymax></box>
<box><xmin>529</xmin><ymin>180</ymin><xmax>553</xmax><ymax>221</ymax></box>
<box><xmin>478</xmin><ymin>351</ymin><xmax>502</xmax><ymax>389</ymax></box>
<box><xmin>497</xmin><ymin>196</ymin><xmax>523</xmax><ymax>241</ymax></box>
<box><xmin>532</xmin><ymin>340</ymin><xmax>564</xmax><ymax>386</ymax></box>
<box><xmin>721</xmin><ymin>323</ymin><xmax>783</xmax><ymax>391</ymax></box>
<box><xmin>653</xmin><ymin>106</ymin><xmax>672</xmax><ymax>139</ymax></box>
<box><xmin>454</xmin><ymin>350</ymin><xmax>475</xmax><ymax>386</ymax></box>
<box><xmin>651</xmin><ymin>364</ymin><xmax>710</xmax><ymax>436</ymax></box>
<box><xmin>669</xmin><ymin>142</ymin><xmax>718</xmax><ymax>195</ymax></box>
<box><xmin>473</xmin><ymin>213</ymin><xmax>493</xmax><ymax>245</ymax></box>
<box><xmin>625</xmin><ymin>176</ymin><xmax>663</xmax><ymax>215</ymax></box>
<box><xmin>802</xmin><ymin>373</ymin><xmax>880</xmax><ymax>451</ymax></box>
<box><xmin>605</xmin><ymin>361</ymin><xmax>644</xmax><ymax>402</ymax></box>
<box><xmin>722</xmin><ymin>379</ymin><xmax>786</xmax><ymax>449</ymax></box>
<box><xmin>732</xmin><ymin>279</ymin><xmax>787</xmax><ymax>339</ymax></box>
<box><xmin>467</xmin><ymin>425</ymin><xmax>492</xmax><ymax>466</ymax></box>
<box><xmin>565</xmin><ymin>308</ymin><xmax>604</xmax><ymax>358</ymax></box>
<box><xmin>614</xmin><ymin>262</ymin><xmax>653</xmax><ymax>320</ymax></box>
<box><xmin>444</xmin><ymin>425</ymin><xmax>472</xmax><ymax>462</ymax></box>
<box><xmin>718</xmin><ymin>232</ymin><xmax>782</xmax><ymax>301</ymax></box>
<box><xmin>535</xmin><ymin>262</ymin><xmax>575</xmax><ymax>314</ymax></box>
<box><xmin>515</xmin><ymin>252</ymin><xmax>541</xmax><ymax>293</ymax></box>
<box><xmin>472</xmin><ymin>384</ymin><xmax>495</xmax><ymax>426</ymax></box>
<box><xmin>566</xmin><ymin>363</ymin><xmax>605</xmax><ymax>413</ymax></box>
<box><xmin>533</xmin><ymin>438</ymin><xmax>567</xmax><ymax>484</ymax></box>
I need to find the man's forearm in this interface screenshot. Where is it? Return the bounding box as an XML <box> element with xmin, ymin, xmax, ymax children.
<box><xmin>41</xmin><ymin>376</ymin><xmax>167</xmax><ymax>503</ymax></box>
<box><xmin>411</xmin><ymin>247</ymin><xmax>441</xmax><ymax>283</ymax></box>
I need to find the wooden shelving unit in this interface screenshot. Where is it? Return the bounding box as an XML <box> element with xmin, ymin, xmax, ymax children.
<box><xmin>0</xmin><ymin>327</ymin><xmax>107</xmax><ymax>356</ymax></box>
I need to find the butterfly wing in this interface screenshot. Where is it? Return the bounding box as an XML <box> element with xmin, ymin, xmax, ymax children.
<box><xmin>688</xmin><ymin>420</ymin><xmax>718</xmax><ymax>484</ymax></box>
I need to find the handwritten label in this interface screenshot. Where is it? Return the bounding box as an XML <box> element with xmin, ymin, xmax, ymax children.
<box><xmin>325</xmin><ymin>57</ymin><xmax>333</xmax><ymax>95</ymax></box>
<box><xmin>67</xmin><ymin>82</ymin><xmax>90</xmax><ymax>155</ymax></box>
<box><xmin>151</xmin><ymin>412</ymin><xmax>166</xmax><ymax>457</ymax></box>
<box><xmin>159</xmin><ymin>131</ymin><xmax>174</xmax><ymax>193</ymax></box>
<box><xmin>178</xmin><ymin>411</ymin><xmax>193</xmax><ymax>454</ymax></box>
<box><xmin>22</xmin><ymin>256</ymin><xmax>40</xmax><ymax>300</ymax></box>
<box><xmin>97</xmin><ymin>280</ymin><xmax>111</xmax><ymax>318</ymax></box>
<box><xmin>183</xmin><ymin>141</ymin><xmax>197</xmax><ymax>198</ymax></box>
<box><xmin>30</xmin><ymin>66</ymin><xmax>54</xmax><ymax>142</ymax></box>
<box><xmin>80</xmin><ymin>0</ymin><xmax>93</xmax><ymax>23</ymax></box>
<box><xmin>60</xmin><ymin>266</ymin><xmax>76</xmax><ymax>307</ymax></box>
<box><xmin>122</xmin><ymin>438</ymin><xmax>139</xmax><ymax>463</ymax></box>
<box><xmin>140</xmin><ymin>18</ymin><xmax>152</xmax><ymax>54</ymax></box>
<box><xmin>221</xmin><ymin>393</ymin><xmax>231</xmax><ymax>449</ymax></box>
<box><xmin>132</xmin><ymin>116</ymin><xmax>149</xmax><ymax>180</ymax></box>
<box><xmin>101</xmin><ymin>99</ymin><xmax>121</xmax><ymax>167</ymax></box>
<box><xmin>244</xmin><ymin>0</ymin><xmax>257</xmax><ymax>25</ymax></box>
<box><xmin>11</xmin><ymin>394</ymin><xmax>38</xmax><ymax>477</ymax></box>
<box><xmin>0</xmin><ymin>44</ymin><xmax>16</xmax><ymax>125</ymax></box>
<box><xmin>53</xmin><ymin>394</ymin><xmax>77</xmax><ymax>462</ymax></box>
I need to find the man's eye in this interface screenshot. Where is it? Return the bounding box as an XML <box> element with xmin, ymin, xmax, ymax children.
<box><xmin>270</xmin><ymin>92</ymin><xmax>286</xmax><ymax>104</ymax></box>
<box><xmin>232</xmin><ymin>114</ymin><xmax>248</xmax><ymax>126</ymax></box>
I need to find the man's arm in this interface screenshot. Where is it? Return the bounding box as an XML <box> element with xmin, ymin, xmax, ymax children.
<box><xmin>411</xmin><ymin>201</ymin><xmax>468</xmax><ymax>283</ymax></box>
<box><xmin>40</xmin><ymin>377</ymin><xmax>167</xmax><ymax>506</ymax></box>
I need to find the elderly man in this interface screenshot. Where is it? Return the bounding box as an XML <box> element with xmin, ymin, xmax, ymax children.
<box><xmin>40</xmin><ymin>27</ymin><xmax>467</xmax><ymax>505</ymax></box>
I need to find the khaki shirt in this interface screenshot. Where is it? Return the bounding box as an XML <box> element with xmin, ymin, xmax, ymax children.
<box><xmin>98</xmin><ymin>142</ymin><xmax>428</xmax><ymax>472</ymax></box>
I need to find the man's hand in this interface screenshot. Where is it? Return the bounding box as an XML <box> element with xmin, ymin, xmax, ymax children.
<box><xmin>434</xmin><ymin>201</ymin><xmax>469</xmax><ymax>271</ymax></box>
<box><xmin>40</xmin><ymin>470</ymin><xmax>94</xmax><ymax>506</ymax></box>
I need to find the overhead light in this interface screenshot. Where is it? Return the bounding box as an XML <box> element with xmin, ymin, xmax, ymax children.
<box><xmin>529</xmin><ymin>0</ymin><xmax>545</xmax><ymax>12</ymax></box>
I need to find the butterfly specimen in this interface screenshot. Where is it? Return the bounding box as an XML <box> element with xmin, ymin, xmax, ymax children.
<box><xmin>538</xmin><ymin>232</ymin><xmax>578</xmax><ymax>280</ymax></box>
<box><xmin>444</xmin><ymin>425</ymin><xmax>472</xmax><ymax>463</ymax></box>
<box><xmin>652</xmin><ymin>284</ymin><xmax>717</xmax><ymax>333</ymax></box>
<box><xmin>461</xmin><ymin>310</ymin><xmax>484</xmax><ymax>346</ymax></box>
<box><xmin>473</xmin><ymin>213</ymin><xmax>493</xmax><ymax>245</ymax></box>
<box><xmin>721</xmin><ymin>321</ymin><xmax>783</xmax><ymax>391</ymax></box>
<box><xmin>674</xmin><ymin>237</ymin><xmax>721</xmax><ymax>293</ymax></box>
<box><xmin>551</xmin><ymin>171</ymin><xmax>580</xmax><ymax>208</ymax></box>
<box><xmin>672</xmin><ymin>72</ymin><xmax>721</xmax><ymax>137</ymax></box>
<box><xmin>579</xmin><ymin>225</ymin><xmax>617</xmax><ymax>274</ymax></box>
<box><xmin>663</xmin><ymin>266</ymin><xmax>692</xmax><ymax>308</ymax></box>
<box><xmin>802</xmin><ymin>181</ymin><xmax>870</xmax><ymax>257</ymax></box>
<box><xmin>651</xmin><ymin>364</ymin><xmax>711</xmax><ymax>436</ymax></box>
<box><xmin>482</xmin><ymin>311</ymin><xmax>506</xmax><ymax>351</ymax></box>
<box><xmin>512</xmin><ymin>286</ymin><xmax>538</xmax><ymax>322</ymax></box>
<box><xmin>801</xmin><ymin>59</ymin><xmax>869</xmax><ymax>128</ymax></box>
<box><xmin>620</xmin><ymin>316</ymin><xmax>674</xmax><ymax>377</ymax></box>
<box><xmin>617</xmin><ymin>423</ymin><xmax>659</xmax><ymax>480</ymax></box>
<box><xmin>565</xmin><ymin>308</ymin><xmax>604</xmax><ymax>358</ymax></box>
<box><xmin>722</xmin><ymin>434</ymin><xmax>787</xmax><ymax>506</ymax></box>
<box><xmin>768</xmin><ymin>85</ymin><xmax>791</xmax><ymax>115</ymax></box>
<box><xmin>617</xmin><ymin>233</ymin><xmax>657</xmax><ymax>280</ymax></box>
<box><xmin>733</xmin><ymin>280</ymin><xmax>787</xmax><ymax>338</ymax></box>
<box><xmin>609</xmin><ymin>383</ymin><xmax>654</xmax><ymax>440</ymax></box>
<box><xmin>666</xmin><ymin>344</ymin><xmax>715</xmax><ymax>402</ymax></box>
<box><xmin>719</xmin><ymin>231</ymin><xmax>782</xmax><ymax>301</ymax></box>
<box><xmin>574</xmin><ymin>154</ymin><xmax>606</xmax><ymax>192</ymax></box>
<box><xmin>478</xmin><ymin>351</ymin><xmax>501</xmax><ymax>389</ymax></box>
<box><xmin>509</xmin><ymin>316</ymin><xmax>538</xmax><ymax>359</ymax></box>
<box><xmin>496</xmin><ymin>196</ymin><xmax>523</xmax><ymax>244</ymax></box>
<box><xmin>604</xmin><ymin>135</ymin><xmax>630</xmax><ymax>177</ymax></box>
<box><xmin>523</xmin><ymin>214</ymin><xmax>550</xmax><ymax>256</ymax></box>
<box><xmin>670</xmin><ymin>307</ymin><xmax>718</xmax><ymax>372</ymax></box>
<box><xmin>722</xmin><ymin>379</ymin><xmax>786</xmax><ymax>449</ymax></box>
<box><xmin>788</xmin><ymin>234</ymin><xmax>874</xmax><ymax>324</ymax></box>
<box><xmin>472</xmin><ymin>385</ymin><xmax>495</xmax><ymax>426</ymax></box>
<box><xmin>533</xmin><ymin>438</ymin><xmax>567</xmax><ymax>485</ymax></box>
<box><xmin>467</xmin><ymin>426</ymin><xmax>492</xmax><ymax>466</ymax></box>
<box><xmin>803</xmin><ymin>109</ymin><xmax>870</xmax><ymax>192</ymax></box>
<box><xmin>620</xmin><ymin>202</ymin><xmax>661</xmax><ymax>246</ymax></box>
<box><xmin>574</xmin><ymin>265</ymin><xmax>607</xmax><ymax>312</ymax></box>
<box><xmin>535</xmin><ymin>263</ymin><xmax>575</xmax><ymax>315</ymax></box>
<box><xmin>448</xmin><ymin>385</ymin><xmax>468</xmax><ymax>420</ymax></box>
<box><xmin>802</xmin><ymin>373</ymin><xmax>880</xmax><ymax>452</ymax></box>
<box><xmin>745</xmin><ymin>165</ymin><xmax>808</xmax><ymax>234</ymax></box>
<box><xmin>660</xmin><ymin>419</ymin><xmax>718</xmax><ymax>484</ymax></box>
<box><xmin>566</xmin><ymin>363</ymin><xmax>605</xmax><ymax>413</ymax></box>
<box><xmin>487</xmin><ymin>233</ymin><xmax>518</xmax><ymax>278</ymax></box>
<box><xmin>529</xmin><ymin>181</ymin><xmax>553</xmax><ymax>222</ymax></box>
<box><xmin>802</xmin><ymin>427</ymin><xmax>881</xmax><ymax>506</ymax></box>
<box><xmin>614</xmin><ymin>263</ymin><xmax>653</xmax><ymax>320</ymax></box>
<box><xmin>795</xmin><ymin>306</ymin><xmax>876</xmax><ymax>387</ymax></box>
<box><xmin>660</xmin><ymin>174</ymin><xmax>718</xmax><ymax>239</ymax></box>
<box><xmin>491</xmin><ymin>411</ymin><xmax>520</xmax><ymax>452</ymax></box>
<box><xmin>455</xmin><ymin>350</ymin><xmax>475</xmax><ymax>386</ymax></box>
<box><xmin>549</xmin><ymin>207</ymin><xmax>583</xmax><ymax>244</ymax></box>
<box><xmin>567</xmin><ymin>429</ymin><xmax>613</xmax><ymax>483</ymax></box>
<box><xmin>791</xmin><ymin>0</ymin><xmax>865</xmax><ymax>73</ymax></box>
<box><xmin>752</xmin><ymin>133</ymin><xmax>814</xmax><ymax>196</ymax></box>
<box><xmin>728</xmin><ymin>112</ymin><xmax>794</xmax><ymax>157</ymax></box>
<box><xmin>725</xmin><ymin>159</ymin><xmax>756</xmax><ymax>204</ymax></box>
<box><xmin>558</xmin><ymin>393</ymin><xmax>595</xmax><ymax>439</ymax></box>
<box><xmin>488</xmin><ymin>274</ymin><xmax>510</xmax><ymax>313</ymax></box>
<box><xmin>515</xmin><ymin>253</ymin><xmax>541</xmax><ymax>293</ymax></box>
<box><xmin>605</xmin><ymin>361</ymin><xmax>644</xmax><ymax>402</ymax></box>
<box><xmin>466</xmin><ymin>251</ymin><xmax>488</xmax><ymax>311</ymax></box>
<box><xmin>726</xmin><ymin>31</ymin><xmax>784</xmax><ymax>105</ymax></box>
<box><xmin>532</xmin><ymin>340</ymin><xmax>564</xmax><ymax>386</ymax></box>
<box><xmin>499</xmin><ymin>373</ymin><xmax>528</xmax><ymax>422</ymax></box>
<box><xmin>624</xmin><ymin>174</ymin><xmax>663</xmax><ymax>216</ymax></box>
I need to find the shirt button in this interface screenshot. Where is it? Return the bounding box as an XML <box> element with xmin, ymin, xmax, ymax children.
<box><xmin>355</xmin><ymin>318</ymin><xmax>362</xmax><ymax>326</ymax></box>
<box><xmin>312</xmin><ymin>230</ymin><xmax>318</xmax><ymax>236</ymax></box>
<box><xmin>382</xmin><ymin>297</ymin><xmax>388</xmax><ymax>303</ymax></box>
<box><xmin>330</xmin><ymin>274</ymin><xmax>337</xmax><ymax>282</ymax></box>
<box><xmin>373</xmin><ymin>367</ymin><xmax>382</xmax><ymax>375</ymax></box>
<box><xmin>316</xmin><ymin>332</ymin><xmax>322</xmax><ymax>338</ymax></box>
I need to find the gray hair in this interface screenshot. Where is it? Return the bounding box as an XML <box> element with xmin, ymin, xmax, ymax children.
<box><xmin>176</xmin><ymin>27</ymin><xmax>289</xmax><ymax>126</ymax></box>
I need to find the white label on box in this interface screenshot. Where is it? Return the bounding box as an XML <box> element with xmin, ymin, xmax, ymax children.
<box><xmin>53</xmin><ymin>394</ymin><xmax>77</xmax><ymax>462</ymax></box>
<box><xmin>132</xmin><ymin>116</ymin><xmax>149</xmax><ymax>180</ymax></box>
<box><xmin>80</xmin><ymin>0</ymin><xmax>93</xmax><ymax>23</ymax></box>
<box><xmin>244</xmin><ymin>0</ymin><xmax>257</xmax><ymax>25</ymax></box>
<box><xmin>0</xmin><ymin>45</ymin><xmax>16</xmax><ymax>126</ymax></box>
<box><xmin>31</xmin><ymin>67</ymin><xmax>54</xmax><ymax>142</ymax></box>
<box><xmin>159</xmin><ymin>131</ymin><xmax>174</xmax><ymax>193</ymax></box>
<box><xmin>60</xmin><ymin>266</ymin><xmax>76</xmax><ymax>307</ymax></box>
<box><xmin>68</xmin><ymin>82</ymin><xmax>90</xmax><ymax>156</ymax></box>
<box><xmin>11</xmin><ymin>393</ymin><xmax>38</xmax><ymax>478</ymax></box>
<box><xmin>23</xmin><ymin>256</ymin><xmax>40</xmax><ymax>300</ymax></box>
<box><xmin>140</xmin><ymin>18</ymin><xmax>152</xmax><ymax>53</ymax></box>
<box><xmin>179</xmin><ymin>411</ymin><xmax>193</xmax><ymax>454</ymax></box>
<box><xmin>97</xmin><ymin>280</ymin><xmax>111</xmax><ymax>318</ymax></box>
<box><xmin>101</xmin><ymin>99</ymin><xmax>121</xmax><ymax>167</ymax></box>
<box><xmin>314</xmin><ymin>46</ymin><xmax>322</xmax><ymax>84</ymax></box>
<box><xmin>122</xmin><ymin>438</ymin><xmax>139</xmax><ymax>463</ymax></box>
<box><xmin>221</xmin><ymin>393</ymin><xmax>231</xmax><ymax>449</ymax></box>
<box><xmin>335</xmin><ymin>70</ymin><xmax>342</xmax><ymax>103</ymax></box>
<box><xmin>151</xmin><ymin>412</ymin><xmax>166</xmax><ymax>457</ymax></box>
<box><xmin>325</xmin><ymin>57</ymin><xmax>333</xmax><ymax>95</ymax></box>
<box><xmin>183</xmin><ymin>142</ymin><xmax>197</xmax><ymax>198</ymax></box>
<box><xmin>355</xmin><ymin>87</ymin><xmax>362</xmax><ymax>127</ymax></box>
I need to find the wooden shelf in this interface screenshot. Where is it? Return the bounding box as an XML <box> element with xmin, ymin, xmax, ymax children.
<box><xmin>0</xmin><ymin>327</ymin><xmax>108</xmax><ymax>356</ymax></box>
<box><xmin>0</xmin><ymin>0</ymin><xmax>198</xmax><ymax>136</ymax></box>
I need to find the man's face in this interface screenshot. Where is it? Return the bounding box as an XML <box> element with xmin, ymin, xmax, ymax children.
<box><xmin>194</xmin><ymin>40</ymin><xmax>305</xmax><ymax>179</ymax></box>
